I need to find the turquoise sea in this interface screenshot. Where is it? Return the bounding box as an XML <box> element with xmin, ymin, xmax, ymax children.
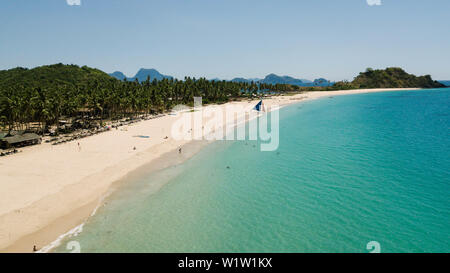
<box><xmin>56</xmin><ymin>89</ymin><xmax>450</xmax><ymax>253</ymax></box>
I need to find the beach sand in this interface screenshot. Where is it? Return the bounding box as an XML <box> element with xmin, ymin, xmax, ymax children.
<box><xmin>0</xmin><ymin>88</ymin><xmax>419</xmax><ymax>252</ymax></box>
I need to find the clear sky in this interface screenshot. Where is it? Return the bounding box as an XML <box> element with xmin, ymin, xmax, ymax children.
<box><xmin>1</xmin><ymin>0</ymin><xmax>449</xmax><ymax>81</ymax></box>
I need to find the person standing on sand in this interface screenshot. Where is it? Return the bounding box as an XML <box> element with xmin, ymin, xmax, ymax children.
<box><xmin>78</xmin><ymin>142</ymin><xmax>81</xmax><ymax>152</ymax></box>
<box><xmin>179</xmin><ymin>147</ymin><xmax>182</xmax><ymax>154</ymax></box>
<box><xmin>33</xmin><ymin>245</ymin><xmax>37</xmax><ymax>252</ymax></box>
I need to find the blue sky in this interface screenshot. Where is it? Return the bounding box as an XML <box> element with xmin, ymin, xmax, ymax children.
<box><xmin>1</xmin><ymin>0</ymin><xmax>449</xmax><ymax>81</ymax></box>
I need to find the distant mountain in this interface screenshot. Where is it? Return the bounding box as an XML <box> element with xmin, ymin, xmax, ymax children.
<box><xmin>312</xmin><ymin>78</ymin><xmax>332</xmax><ymax>87</ymax></box>
<box><xmin>231</xmin><ymin>74</ymin><xmax>332</xmax><ymax>87</ymax></box>
<box><xmin>209</xmin><ymin>78</ymin><xmax>222</xmax><ymax>82</ymax></box>
<box><xmin>438</xmin><ymin>80</ymin><xmax>450</xmax><ymax>87</ymax></box>
<box><xmin>110</xmin><ymin>69</ymin><xmax>333</xmax><ymax>86</ymax></box>
<box><xmin>260</xmin><ymin>74</ymin><xmax>304</xmax><ymax>86</ymax></box>
<box><xmin>248</xmin><ymin>78</ymin><xmax>262</xmax><ymax>82</ymax></box>
<box><xmin>109</xmin><ymin>71</ymin><xmax>127</xmax><ymax>81</ymax></box>
<box><xmin>133</xmin><ymin>68</ymin><xmax>173</xmax><ymax>82</ymax></box>
<box><xmin>231</xmin><ymin>77</ymin><xmax>252</xmax><ymax>83</ymax></box>
<box><xmin>299</xmin><ymin>79</ymin><xmax>313</xmax><ymax>84</ymax></box>
<box><xmin>109</xmin><ymin>68</ymin><xmax>173</xmax><ymax>82</ymax></box>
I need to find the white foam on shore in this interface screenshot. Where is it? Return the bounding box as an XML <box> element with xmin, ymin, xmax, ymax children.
<box><xmin>36</xmin><ymin>223</ymin><xmax>85</xmax><ymax>253</ymax></box>
<box><xmin>36</xmin><ymin>195</ymin><xmax>108</xmax><ymax>253</ymax></box>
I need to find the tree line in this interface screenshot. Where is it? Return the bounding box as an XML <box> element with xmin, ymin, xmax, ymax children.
<box><xmin>0</xmin><ymin>64</ymin><xmax>296</xmax><ymax>134</ymax></box>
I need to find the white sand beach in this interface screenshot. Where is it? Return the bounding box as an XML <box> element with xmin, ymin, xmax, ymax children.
<box><xmin>0</xmin><ymin>88</ymin><xmax>419</xmax><ymax>252</ymax></box>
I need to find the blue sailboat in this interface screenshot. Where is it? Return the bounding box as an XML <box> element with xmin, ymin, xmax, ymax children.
<box><xmin>253</xmin><ymin>100</ymin><xmax>265</xmax><ymax>112</ymax></box>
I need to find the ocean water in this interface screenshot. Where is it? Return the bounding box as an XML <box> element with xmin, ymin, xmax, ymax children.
<box><xmin>55</xmin><ymin>89</ymin><xmax>450</xmax><ymax>253</ymax></box>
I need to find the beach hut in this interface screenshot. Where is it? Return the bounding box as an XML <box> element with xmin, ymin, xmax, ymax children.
<box><xmin>0</xmin><ymin>133</ymin><xmax>42</xmax><ymax>149</ymax></box>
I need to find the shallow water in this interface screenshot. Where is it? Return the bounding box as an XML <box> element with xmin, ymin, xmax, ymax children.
<box><xmin>55</xmin><ymin>89</ymin><xmax>450</xmax><ymax>253</ymax></box>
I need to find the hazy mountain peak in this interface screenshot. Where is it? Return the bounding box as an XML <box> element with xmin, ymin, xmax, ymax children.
<box><xmin>109</xmin><ymin>71</ymin><xmax>127</xmax><ymax>80</ymax></box>
<box><xmin>438</xmin><ymin>80</ymin><xmax>450</xmax><ymax>87</ymax></box>
<box><xmin>109</xmin><ymin>69</ymin><xmax>333</xmax><ymax>86</ymax></box>
<box><xmin>109</xmin><ymin>68</ymin><xmax>173</xmax><ymax>82</ymax></box>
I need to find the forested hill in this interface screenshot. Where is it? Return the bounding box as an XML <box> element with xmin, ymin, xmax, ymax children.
<box><xmin>350</xmin><ymin>67</ymin><xmax>445</xmax><ymax>89</ymax></box>
<box><xmin>0</xmin><ymin>63</ymin><xmax>117</xmax><ymax>91</ymax></box>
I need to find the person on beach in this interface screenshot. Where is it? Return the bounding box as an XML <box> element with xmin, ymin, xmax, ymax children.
<box><xmin>33</xmin><ymin>245</ymin><xmax>37</xmax><ymax>252</ymax></box>
<box><xmin>179</xmin><ymin>147</ymin><xmax>182</xmax><ymax>154</ymax></box>
<box><xmin>77</xmin><ymin>142</ymin><xmax>81</xmax><ymax>152</ymax></box>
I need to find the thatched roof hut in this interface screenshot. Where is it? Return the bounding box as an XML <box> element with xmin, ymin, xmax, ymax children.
<box><xmin>0</xmin><ymin>133</ymin><xmax>42</xmax><ymax>149</ymax></box>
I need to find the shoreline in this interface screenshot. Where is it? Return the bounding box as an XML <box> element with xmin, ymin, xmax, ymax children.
<box><xmin>3</xmin><ymin>139</ymin><xmax>212</xmax><ymax>253</ymax></box>
<box><xmin>0</xmin><ymin>88</ymin><xmax>421</xmax><ymax>253</ymax></box>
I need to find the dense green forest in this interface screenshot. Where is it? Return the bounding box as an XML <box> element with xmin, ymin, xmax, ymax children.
<box><xmin>0</xmin><ymin>64</ymin><xmax>293</xmax><ymax>134</ymax></box>
<box><xmin>0</xmin><ymin>64</ymin><xmax>445</xmax><ymax>134</ymax></box>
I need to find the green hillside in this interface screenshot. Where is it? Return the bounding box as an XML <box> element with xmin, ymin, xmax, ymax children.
<box><xmin>0</xmin><ymin>63</ymin><xmax>117</xmax><ymax>91</ymax></box>
<box><xmin>350</xmin><ymin>67</ymin><xmax>445</xmax><ymax>89</ymax></box>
